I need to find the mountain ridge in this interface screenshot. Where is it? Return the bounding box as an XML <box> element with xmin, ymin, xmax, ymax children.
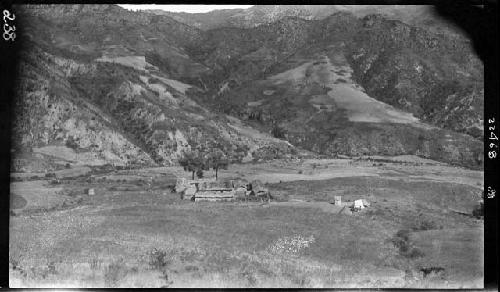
<box><xmin>147</xmin><ymin>4</ymin><xmax>466</xmax><ymax>36</ymax></box>
<box><xmin>12</xmin><ymin>4</ymin><xmax>483</xmax><ymax>171</ymax></box>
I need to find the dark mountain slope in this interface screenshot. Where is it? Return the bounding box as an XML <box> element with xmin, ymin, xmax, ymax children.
<box><xmin>12</xmin><ymin>5</ymin><xmax>483</xmax><ymax>170</ymax></box>
<box><xmin>19</xmin><ymin>4</ymin><xmax>208</xmax><ymax>81</ymax></box>
<box><xmin>184</xmin><ymin>13</ymin><xmax>483</xmax><ymax>169</ymax></box>
<box><xmin>346</xmin><ymin>14</ymin><xmax>483</xmax><ymax>138</ymax></box>
<box><xmin>12</xmin><ymin>5</ymin><xmax>297</xmax><ymax>171</ymax></box>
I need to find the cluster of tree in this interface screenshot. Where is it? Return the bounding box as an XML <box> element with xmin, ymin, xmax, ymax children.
<box><xmin>178</xmin><ymin>148</ymin><xmax>229</xmax><ymax>180</ymax></box>
<box><xmin>271</xmin><ymin>124</ymin><xmax>286</xmax><ymax>139</ymax></box>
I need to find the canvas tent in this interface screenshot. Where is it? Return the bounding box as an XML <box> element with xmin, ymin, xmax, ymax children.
<box><xmin>353</xmin><ymin>199</ymin><xmax>365</xmax><ymax>210</ymax></box>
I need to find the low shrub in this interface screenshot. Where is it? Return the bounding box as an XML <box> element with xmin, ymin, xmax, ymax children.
<box><xmin>392</xmin><ymin>230</ymin><xmax>410</xmax><ymax>253</ymax></box>
<box><xmin>65</xmin><ymin>136</ymin><xmax>79</xmax><ymax>150</ymax></box>
<box><xmin>47</xmin><ymin>261</ymin><xmax>57</xmax><ymax>275</ymax></box>
<box><xmin>147</xmin><ymin>248</ymin><xmax>173</xmax><ymax>287</ymax></box>
<box><xmin>406</xmin><ymin>247</ymin><xmax>425</xmax><ymax>259</ymax></box>
<box><xmin>391</xmin><ymin>229</ymin><xmax>425</xmax><ymax>259</ymax></box>
<box><xmin>472</xmin><ymin>201</ymin><xmax>484</xmax><ymax>218</ymax></box>
<box><xmin>148</xmin><ymin>248</ymin><xmax>172</xmax><ymax>271</ymax></box>
<box><xmin>395</xmin><ymin>229</ymin><xmax>410</xmax><ymax>241</ymax></box>
<box><xmin>10</xmin><ymin>259</ymin><xmax>27</xmax><ymax>278</ymax></box>
<box><xmin>420</xmin><ymin>266</ymin><xmax>446</xmax><ymax>279</ymax></box>
<box><xmin>412</xmin><ymin>218</ymin><xmax>439</xmax><ymax>231</ymax></box>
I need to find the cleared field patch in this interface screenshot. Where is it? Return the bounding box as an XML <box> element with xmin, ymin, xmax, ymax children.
<box><xmin>268</xmin><ymin>62</ymin><xmax>312</xmax><ymax>84</ymax></box>
<box><xmin>32</xmin><ymin>145</ymin><xmax>115</xmax><ymax>167</ymax></box>
<box><xmin>310</xmin><ymin>95</ymin><xmax>336</xmax><ymax>105</ymax></box>
<box><xmin>96</xmin><ymin>55</ymin><xmax>151</xmax><ymax>71</ymax></box>
<box><xmin>96</xmin><ymin>56</ymin><xmax>192</xmax><ymax>95</ymax></box>
<box><xmin>327</xmin><ymin>84</ymin><xmax>419</xmax><ymax>124</ymax></box>
<box><xmin>32</xmin><ymin>146</ymin><xmax>79</xmax><ymax>162</ymax></box>
<box><xmin>11</xmin><ymin>194</ymin><xmax>28</xmax><ymax>209</ymax></box>
<box><xmin>149</xmin><ymin>74</ymin><xmax>192</xmax><ymax>94</ymax></box>
<box><xmin>10</xmin><ymin>180</ymin><xmax>68</xmax><ymax>211</ymax></box>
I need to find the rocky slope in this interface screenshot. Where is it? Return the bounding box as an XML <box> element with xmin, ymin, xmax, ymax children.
<box><xmin>187</xmin><ymin>12</ymin><xmax>483</xmax><ymax>135</ymax></box>
<box><xmin>347</xmin><ymin>15</ymin><xmax>483</xmax><ymax>138</ymax></box>
<box><xmin>12</xmin><ymin>5</ymin><xmax>297</xmax><ymax>172</ymax></box>
<box><xmin>185</xmin><ymin>12</ymin><xmax>483</xmax><ymax>168</ymax></box>
<box><xmin>11</xmin><ymin>5</ymin><xmax>483</xmax><ymax>171</ymax></box>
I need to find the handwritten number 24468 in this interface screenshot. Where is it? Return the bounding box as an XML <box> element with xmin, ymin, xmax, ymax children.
<box><xmin>3</xmin><ymin>10</ymin><xmax>16</xmax><ymax>41</ymax></box>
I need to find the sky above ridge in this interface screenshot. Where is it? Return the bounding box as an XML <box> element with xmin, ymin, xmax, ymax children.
<box><xmin>118</xmin><ymin>5</ymin><xmax>253</xmax><ymax>13</ymax></box>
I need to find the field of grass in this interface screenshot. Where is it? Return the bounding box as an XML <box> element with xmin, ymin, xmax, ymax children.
<box><xmin>9</xmin><ymin>157</ymin><xmax>483</xmax><ymax>288</ymax></box>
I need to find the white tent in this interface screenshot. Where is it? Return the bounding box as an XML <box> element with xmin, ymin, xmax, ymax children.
<box><xmin>354</xmin><ymin>199</ymin><xmax>365</xmax><ymax>209</ymax></box>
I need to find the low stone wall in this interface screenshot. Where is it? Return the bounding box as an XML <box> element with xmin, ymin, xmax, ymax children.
<box><xmin>194</xmin><ymin>190</ymin><xmax>235</xmax><ymax>202</ymax></box>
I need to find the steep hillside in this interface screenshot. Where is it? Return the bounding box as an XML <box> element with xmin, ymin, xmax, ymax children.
<box><xmin>12</xmin><ymin>44</ymin><xmax>154</xmax><ymax>170</ymax></box>
<box><xmin>346</xmin><ymin>14</ymin><xmax>483</xmax><ymax>138</ymax></box>
<box><xmin>19</xmin><ymin>4</ymin><xmax>208</xmax><ymax>81</ymax></box>
<box><xmin>185</xmin><ymin>13</ymin><xmax>483</xmax><ymax>169</ymax></box>
<box><xmin>12</xmin><ymin>5</ymin><xmax>483</xmax><ymax>170</ymax></box>
<box><xmin>12</xmin><ymin>5</ymin><xmax>297</xmax><ymax>172</ymax></box>
<box><xmin>12</xmin><ymin>44</ymin><xmax>296</xmax><ymax>171</ymax></box>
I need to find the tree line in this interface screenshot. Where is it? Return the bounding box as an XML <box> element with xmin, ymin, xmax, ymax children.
<box><xmin>178</xmin><ymin>147</ymin><xmax>229</xmax><ymax>180</ymax></box>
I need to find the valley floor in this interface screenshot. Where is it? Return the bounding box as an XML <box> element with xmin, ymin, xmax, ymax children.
<box><xmin>9</xmin><ymin>156</ymin><xmax>484</xmax><ymax>288</ymax></box>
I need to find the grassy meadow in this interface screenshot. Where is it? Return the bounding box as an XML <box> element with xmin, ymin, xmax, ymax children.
<box><xmin>9</xmin><ymin>157</ymin><xmax>483</xmax><ymax>288</ymax></box>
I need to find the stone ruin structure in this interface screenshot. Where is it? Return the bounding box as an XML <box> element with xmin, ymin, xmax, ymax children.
<box><xmin>175</xmin><ymin>178</ymin><xmax>270</xmax><ymax>202</ymax></box>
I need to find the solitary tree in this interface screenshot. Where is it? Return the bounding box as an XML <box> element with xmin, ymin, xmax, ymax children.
<box><xmin>178</xmin><ymin>150</ymin><xmax>206</xmax><ymax>180</ymax></box>
<box><xmin>206</xmin><ymin>149</ymin><xmax>229</xmax><ymax>180</ymax></box>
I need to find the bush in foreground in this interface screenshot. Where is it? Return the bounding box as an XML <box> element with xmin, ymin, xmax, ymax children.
<box><xmin>391</xmin><ymin>229</ymin><xmax>425</xmax><ymax>259</ymax></box>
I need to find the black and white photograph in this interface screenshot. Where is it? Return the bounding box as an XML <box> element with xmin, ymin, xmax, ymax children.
<box><xmin>2</xmin><ymin>2</ymin><xmax>497</xmax><ymax>288</ymax></box>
